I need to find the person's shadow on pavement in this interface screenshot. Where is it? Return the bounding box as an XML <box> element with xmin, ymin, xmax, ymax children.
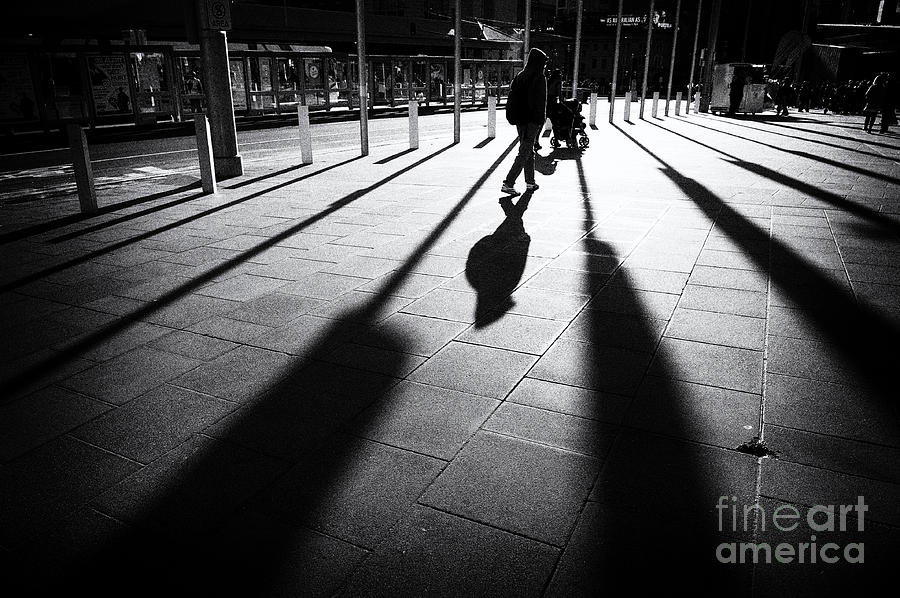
<box><xmin>465</xmin><ymin>193</ymin><xmax>532</xmax><ymax>327</ymax></box>
<box><xmin>535</xmin><ymin>153</ymin><xmax>558</xmax><ymax>176</ymax></box>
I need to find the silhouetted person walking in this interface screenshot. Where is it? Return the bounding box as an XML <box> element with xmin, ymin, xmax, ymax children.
<box><xmin>502</xmin><ymin>48</ymin><xmax>547</xmax><ymax>195</ymax></box>
<box><xmin>775</xmin><ymin>79</ymin><xmax>792</xmax><ymax>116</ymax></box>
<box><xmin>727</xmin><ymin>68</ymin><xmax>746</xmax><ymax>115</ymax></box>
<box><xmin>879</xmin><ymin>74</ymin><xmax>896</xmax><ymax>134</ymax></box>
<box><xmin>863</xmin><ymin>76</ymin><xmax>885</xmax><ymax>133</ymax></box>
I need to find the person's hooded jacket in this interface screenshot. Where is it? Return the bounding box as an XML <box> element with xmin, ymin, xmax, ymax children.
<box><xmin>506</xmin><ymin>49</ymin><xmax>548</xmax><ymax>125</ymax></box>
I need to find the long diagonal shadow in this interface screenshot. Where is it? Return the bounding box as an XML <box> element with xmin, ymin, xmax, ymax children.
<box><xmin>20</xmin><ymin>140</ymin><xmax>519</xmax><ymax>596</ymax></box>
<box><xmin>613</xmin><ymin>123</ymin><xmax>900</xmax><ymax>416</ymax></box>
<box><xmin>765</xmin><ymin>119</ymin><xmax>900</xmax><ymax>151</ymax></box>
<box><xmin>1</xmin><ymin>145</ymin><xmax>458</xmax><ymax>396</ymax></box>
<box><xmin>0</xmin><ymin>182</ymin><xmax>202</xmax><ymax>245</ymax></box>
<box><xmin>543</xmin><ymin>155</ymin><xmax>754</xmax><ymax>594</ymax></box>
<box><xmin>677</xmin><ymin>116</ymin><xmax>892</xmax><ymax>163</ymax></box>
<box><xmin>609</xmin><ymin>122</ymin><xmax>900</xmax><ymax>594</ymax></box>
<box><xmin>646</xmin><ymin>119</ymin><xmax>900</xmax><ymax>237</ymax></box>
<box><xmin>700</xmin><ymin>115</ymin><xmax>896</xmax><ymax>156</ymax></box>
<box><xmin>0</xmin><ymin>155</ymin><xmax>364</xmax><ymax>293</ymax></box>
<box><xmin>48</xmin><ymin>189</ymin><xmax>210</xmax><ymax>243</ymax></box>
<box><xmin>223</xmin><ymin>160</ymin><xmax>310</xmax><ymax>190</ymax></box>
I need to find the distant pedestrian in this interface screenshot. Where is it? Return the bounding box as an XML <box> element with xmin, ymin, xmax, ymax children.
<box><xmin>775</xmin><ymin>79</ymin><xmax>792</xmax><ymax>116</ymax></box>
<box><xmin>502</xmin><ymin>48</ymin><xmax>548</xmax><ymax>195</ymax></box>
<box><xmin>863</xmin><ymin>76</ymin><xmax>885</xmax><ymax>133</ymax></box>
<box><xmin>797</xmin><ymin>81</ymin><xmax>811</xmax><ymax>112</ymax></box>
<box><xmin>879</xmin><ymin>74</ymin><xmax>896</xmax><ymax>134</ymax></box>
<box><xmin>728</xmin><ymin>68</ymin><xmax>747</xmax><ymax>115</ymax></box>
<box><xmin>116</xmin><ymin>87</ymin><xmax>130</xmax><ymax>112</ymax></box>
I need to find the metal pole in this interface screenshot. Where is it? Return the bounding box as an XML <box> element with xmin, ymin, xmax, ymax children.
<box><xmin>487</xmin><ymin>95</ymin><xmax>497</xmax><ymax>138</ymax></box>
<box><xmin>665</xmin><ymin>0</ymin><xmax>682</xmax><ymax>116</ymax></box>
<box><xmin>454</xmin><ymin>0</ymin><xmax>461</xmax><ymax>144</ymax></box>
<box><xmin>298</xmin><ymin>105</ymin><xmax>313</xmax><ymax>164</ymax></box>
<box><xmin>572</xmin><ymin>0</ymin><xmax>583</xmax><ymax>100</ymax></box>
<box><xmin>741</xmin><ymin>0</ymin><xmax>752</xmax><ymax>62</ymax></box>
<box><xmin>67</xmin><ymin>124</ymin><xmax>97</xmax><ymax>213</ymax></box>
<box><xmin>687</xmin><ymin>0</ymin><xmax>703</xmax><ymax>114</ymax></box>
<box><xmin>194</xmin><ymin>115</ymin><xmax>217</xmax><ymax>193</ymax></box>
<box><xmin>795</xmin><ymin>0</ymin><xmax>810</xmax><ymax>84</ymax></box>
<box><xmin>609</xmin><ymin>0</ymin><xmax>624</xmax><ymax>122</ymax></box>
<box><xmin>408</xmin><ymin>100</ymin><xmax>419</xmax><ymax>149</ymax></box>
<box><xmin>639</xmin><ymin>0</ymin><xmax>656</xmax><ymax>119</ymax></box>
<box><xmin>524</xmin><ymin>0</ymin><xmax>531</xmax><ymax>60</ymax></box>
<box><xmin>699</xmin><ymin>0</ymin><xmax>722</xmax><ymax>113</ymax></box>
<box><xmin>356</xmin><ymin>0</ymin><xmax>369</xmax><ymax>156</ymax></box>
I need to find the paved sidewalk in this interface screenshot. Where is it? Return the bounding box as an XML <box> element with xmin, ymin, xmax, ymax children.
<box><xmin>1</xmin><ymin>106</ymin><xmax>899</xmax><ymax>596</ymax></box>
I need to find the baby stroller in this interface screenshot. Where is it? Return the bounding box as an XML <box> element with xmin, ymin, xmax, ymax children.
<box><xmin>549</xmin><ymin>99</ymin><xmax>589</xmax><ymax>149</ymax></box>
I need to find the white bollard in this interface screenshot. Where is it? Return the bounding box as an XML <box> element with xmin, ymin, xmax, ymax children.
<box><xmin>194</xmin><ymin>115</ymin><xmax>217</xmax><ymax>194</ymax></box>
<box><xmin>589</xmin><ymin>92</ymin><xmax>597</xmax><ymax>126</ymax></box>
<box><xmin>652</xmin><ymin>91</ymin><xmax>659</xmax><ymax>118</ymax></box>
<box><xmin>298</xmin><ymin>105</ymin><xmax>313</xmax><ymax>164</ymax></box>
<box><xmin>408</xmin><ymin>100</ymin><xmax>419</xmax><ymax>149</ymax></box>
<box><xmin>692</xmin><ymin>91</ymin><xmax>700</xmax><ymax>115</ymax></box>
<box><xmin>67</xmin><ymin>124</ymin><xmax>97</xmax><ymax>213</ymax></box>
<box><xmin>624</xmin><ymin>91</ymin><xmax>632</xmax><ymax>121</ymax></box>
<box><xmin>487</xmin><ymin>96</ymin><xmax>496</xmax><ymax>139</ymax></box>
<box><xmin>675</xmin><ymin>92</ymin><xmax>682</xmax><ymax>116</ymax></box>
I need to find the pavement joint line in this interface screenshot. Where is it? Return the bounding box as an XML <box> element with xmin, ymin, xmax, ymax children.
<box><xmin>760</xmin><ymin>421</ymin><xmax>900</xmax><ymax>453</ymax></box>
<box><xmin>412</xmin><ymin>502</ymin><xmax>566</xmax><ymax>550</ymax></box>
<box><xmin>339</xmin><ymin>433</ymin><xmax>453</xmax><ymax>464</ymax></box>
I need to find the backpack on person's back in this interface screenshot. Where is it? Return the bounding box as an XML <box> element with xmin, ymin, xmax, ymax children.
<box><xmin>505</xmin><ymin>73</ymin><xmax>528</xmax><ymax>125</ymax></box>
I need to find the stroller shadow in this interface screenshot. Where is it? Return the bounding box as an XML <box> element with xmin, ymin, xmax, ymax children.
<box><xmin>465</xmin><ymin>193</ymin><xmax>533</xmax><ymax>327</ymax></box>
<box><xmin>547</xmin><ymin>147</ymin><xmax>582</xmax><ymax>161</ymax></box>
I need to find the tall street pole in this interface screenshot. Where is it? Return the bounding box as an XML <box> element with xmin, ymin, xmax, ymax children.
<box><xmin>524</xmin><ymin>0</ymin><xmax>531</xmax><ymax>60</ymax></box>
<box><xmin>639</xmin><ymin>0</ymin><xmax>656</xmax><ymax>119</ymax></box>
<box><xmin>741</xmin><ymin>0</ymin><xmax>753</xmax><ymax>62</ymax></box>
<box><xmin>454</xmin><ymin>0</ymin><xmax>461</xmax><ymax>144</ymax></box>
<box><xmin>195</xmin><ymin>0</ymin><xmax>242</xmax><ymax>179</ymax></box>
<box><xmin>699</xmin><ymin>0</ymin><xmax>721</xmax><ymax>113</ymax></box>
<box><xmin>609</xmin><ymin>0</ymin><xmax>624</xmax><ymax>122</ymax></box>
<box><xmin>355</xmin><ymin>0</ymin><xmax>369</xmax><ymax>156</ymax></box>
<box><xmin>665</xmin><ymin>0</ymin><xmax>682</xmax><ymax>116</ymax></box>
<box><xmin>795</xmin><ymin>0</ymin><xmax>810</xmax><ymax>84</ymax></box>
<box><xmin>572</xmin><ymin>0</ymin><xmax>583</xmax><ymax>99</ymax></box>
<box><xmin>687</xmin><ymin>0</ymin><xmax>703</xmax><ymax>113</ymax></box>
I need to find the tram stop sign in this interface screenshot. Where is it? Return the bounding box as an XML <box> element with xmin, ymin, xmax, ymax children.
<box><xmin>203</xmin><ymin>0</ymin><xmax>232</xmax><ymax>31</ymax></box>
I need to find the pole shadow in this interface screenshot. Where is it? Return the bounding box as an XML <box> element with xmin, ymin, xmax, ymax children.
<box><xmin>4</xmin><ymin>141</ymin><xmax>520</xmax><ymax>596</ymax></box>
<box><xmin>646</xmin><ymin>119</ymin><xmax>900</xmax><ymax>237</ymax></box>
<box><xmin>0</xmin><ymin>144</ymin><xmax>466</xmax><ymax>394</ymax></box>
<box><xmin>224</xmin><ymin>161</ymin><xmax>310</xmax><ymax>190</ymax></box>
<box><xmin>544</xmin><ymin>155</ymin><xmax>755</xmax><ymax>594</ymax></box>
<box><xmin>374</xmin><ymin>148</ymin><xmax>416</xmax><ymax>164</ymax></box>
<box><xmin>0</xmin><ymin>182</ymin><xmax>202</xmax><ymax>245</ymax></box>
<box><xmin>675</xmin><ymin>116</ymin><xmax>892</xmax><ymax>162</ymax></box>
<box><xmin>0</xmin><ymin>155</ymin><xmax>365</xmax><ymax>293</ymax></box>
<box><xmin>605</xmin><ymin>122</ymin><xmax>900</xmax><ymax>594</ymax></box>
<box><xmin>765</xmin><ymin>119</ymin><xmax>900</xmax><ymax>151</ymax></box>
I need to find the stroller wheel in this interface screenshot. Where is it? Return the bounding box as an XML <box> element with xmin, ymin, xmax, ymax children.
<box><xmin>579</xmin><ymin>135</ymin><xmax>590</xmax><ymax>149</ymax></box>
<box><xmin>550</xmin><ymin>136</ymin><xmax>560</xmax><ymax>148</ymax></box>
